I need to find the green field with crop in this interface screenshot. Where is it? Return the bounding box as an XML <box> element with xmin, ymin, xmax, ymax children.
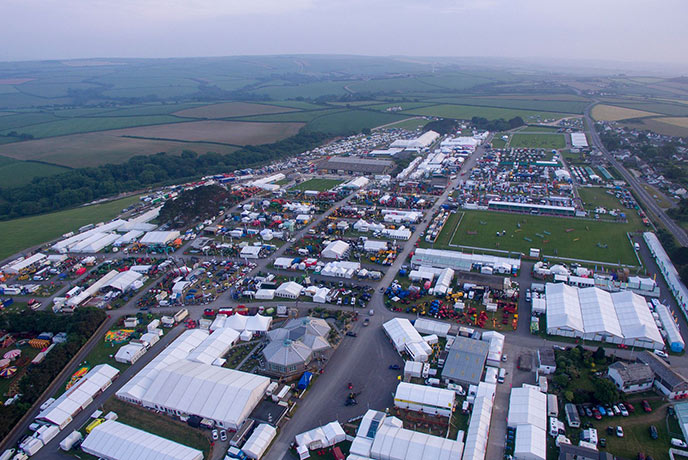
<box><xmin>304</xmin><ymin>109</ymin><xmax>407</xmax><ymax>134</ymax></box>
<box><xmin>406</xmin><ymin>104</ymin><xmax>574</xmax><ymax>122</ymax></box>
<box><xmin>430</xmin><ymin>210</ymin><xmax>642</xmax><ymax>265</ymax></box>
<box><xmin>0</xmin><ymin>157</ymin><xmax>69</xmax><ymax>187</ymax></box>
<box><xmin>425</xmin><ymin>96</ymin><xmax>589</xmax><ymax>114</ymax></box>
<box><xmin>291</xmin><ymin>178</ymin><xmax>343</xmax><ymax>191</ymax></box>
<box><xmin>0</xmin><ymin>195</ymin><xmax>140</xmax><ymax>260</ymax></box>
<box><xmin>509</xmin><ymin>133</ymin><xmax>566</xmax><ymax>149</ymax></box>
<box><xmin>0</xmin><ymin>115</ymin><xmax>190</xmax><ymax>139</ymax></box>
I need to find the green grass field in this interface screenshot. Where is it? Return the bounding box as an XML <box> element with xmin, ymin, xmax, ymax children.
<box><xmin>378</xmin><ymin>117</ymin><xmax>429</xmax><ymax>130</ymax></box>
<box><xmin>0</xmin><ymin>195</ymin><xmax>140</xmax><ymax>260</ymax></box>
<box><xmin>509</xmin><ymin>133</ymin><xmax>566</xmax><ymax>149</ymax></box>
<box><xmin>292</xmin><ymin>178</ymin><xmax>343</xmax><ymax>191</ymax></box>
<box><xmin>424</xmin><ymin>96</ymin><xmax>589</xmax><ymax>114</ymax></box>
<box><xmin>102</xmin><ymin>398</ymin><xmax>211</xmax><ymax>458</ymax></box>
<box><xmin>304</xmin><ymin>109</ymin><xmax>407</xmax><ymax>134</ymax></box>
<box><xmin>406</xmin><ymin>104</ymin><xmax>574</xmax><ymax>122</ymax></box>
<box><xmin>0</xmin><ymin>158</ymin><xmax>69</xmax><ymax>187</ymax></box>
<box><xmin>517</xmin><ymin>125</ymin><xmax>562</xmax><ymax>133</ymax></box>
<box><xmin>431</xmin><ymin>210</ymin><xmax>643</xmax><ymax>265</ymax></box>
<box><xmin>0</xmin><ymin>115</ymin><xmax>189</xmax><ymax>139</ymax></box>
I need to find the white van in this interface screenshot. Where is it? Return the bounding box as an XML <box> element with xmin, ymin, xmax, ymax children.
<box><xmin>497</xmin><ymin>368</ymin><xmax>506</xmax><ymax>384</ymax></box>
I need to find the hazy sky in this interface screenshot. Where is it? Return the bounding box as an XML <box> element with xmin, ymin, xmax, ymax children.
<box><xmin>2</xmin><ymin>0</ymin><xmax>686</xmax><ymax>65</ymax></box>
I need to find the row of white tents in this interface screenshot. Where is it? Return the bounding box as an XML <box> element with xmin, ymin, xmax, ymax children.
<box><xmin>545</xmin><ymin>282</ymin><xmax>664</xmax><ymax>349</ymax></box>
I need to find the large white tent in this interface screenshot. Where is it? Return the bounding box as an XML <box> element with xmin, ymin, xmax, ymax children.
<box><xmin>461</xmin><ymin>382</ymin><xmax>495</xmax><ymax>460</ymax></box>
<box><xmin>383</xmin><ymin>318</ymin><xmax>432</xmax><ymax>362</ymax></box>
<box><xmin>187</xmin><ymin>328</ymin><xmax>239</xmax><ymax>365</ymax></box>
<box><xmin>38</xmin><ymin>364</ymin><xmax>119</xmax><ymax>429</ymax></box>
<box><xmin>140</xmin><ymin>231</ymin><xmax>180</xmax><ymax>245</ymax></box>
<box><xmin>242</xmin><ymin>423</ymin><xmax>277</xmax><ymax>459</ymax></box>
<box><xmin>481</xmin><ymin>331</ymin><xmax>505</xmax><ymax>365</ymax></box>
<box><xmin>369</xmin><ymin>424</ymin><xmax>463</xmax><ymax>460</ymax></box>
<box><xmin>116</xmin><ymin>329</ymin><xmax>269</xmax><ymax>430</ymax></box>
<box><xmin>507</xmin><ymin>386</ymin><xmax>547</xmax><ymax>431</ymax></box>
<box><xmin>81</xmin><ymin>420</ymin><xmax>202</xmax><ymax>460</ymax></box>
<box><xmin>275</xmin><ymin>281</ymin><xmax>303</xmax><ymax>299</ymax></box>
<box><xmin>394</xmin><ymin>382</ymin><xmax>455</xmax><ymax>417</ymax></box>
<box><xmin>644</xmin><ymin>232</ymin><xmax>688</xmax><ymax>316</ymax></box>
<box><xmin>413</xmin><ymin>318</ymin><xmax>451</xmax><ymax>338</ymax></box>
<box><xmin>107</xmin><ymin>270</ymin><xmax>143</xmax><ymax>292</ymax></box>
<box><xmin>514</xmin><ymin>424</ymin><xmax>547</xmax><ymax>460</ymax></box>
<box><xmin>321</xmin><ymin>240</ymin><xmax>350</xmax><ymax>259</ymax></box>
<box><xmin>545</xmin><ymin>283</ymin><xmax>663</xmax><ymax>348</ymax></box>
<box><xmin>295</xmin><ymin>421</ymin><xmax>346</xmax><ymax>450</ymax></box>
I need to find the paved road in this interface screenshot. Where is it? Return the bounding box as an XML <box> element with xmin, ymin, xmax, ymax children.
<box><xmin>584</xmin><ymin>104</ymin><xmax>688</xmax><ymax>247</ymax></box>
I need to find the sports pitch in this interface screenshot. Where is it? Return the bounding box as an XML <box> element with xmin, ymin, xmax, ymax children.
<box><xmin>429</xmin><ymin>210</ymin><xmax>643</xmax><ymax>265</ymax></box>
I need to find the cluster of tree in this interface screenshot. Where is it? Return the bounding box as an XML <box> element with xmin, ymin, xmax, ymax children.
<box><xmin>158</xmin><ymin>184</ymin><xmax>233</xmax><ymax>228</ymax></box>
<box><xmin>669</xmin><ymin>199</ymin><xmax>688</xmax><ymax>224</ymax></box>
<box><xmin>0</xmin><ymin>131</ymin><xmax>330</xmax><ymax>220</ymax></box>
<box><xmin>424</xmin><ymin>119</ymin><xmax>460</xmax><ymax>135</ymax></box>
<box><xmin>471</xmin><ymin>116</ymin><xmax>524</xmax><ymax>132</ymax></box>
<box><xmin>656</xmin><ymin>229</ymin><xmax>688</xmax><ymax>284</ymax></box>
<box><xmin>1</xmin><ymin>131</ymin><xmax>34</xmax><ymax>141</ymax></box>
<box><xmin>0</xmin><ymin>308</ymin><xmax>106</xmax><ymax>440</ymax></box>
<box><xmin>551</xmin><ymin>345</ymin><xmax>619</xmax><ymax>404</ymax></box>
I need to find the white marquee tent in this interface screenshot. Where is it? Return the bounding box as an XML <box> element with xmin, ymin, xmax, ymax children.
<box><xmin>81</xmin><ymin>420</ymin><xmax>202</xmax><ymax>460</ymax></box>
<box><xmin>369</xmin><ymin>424</ymin><xmax>463</xmax><ymax>460</ymax></box>
<box><xmin>242</xmin><ymin>423</ymin><xmax>277</xmax><ymax>459</ymax></box>
<box><xmin>394</xmin><ymin>382</ymin><xmax>455</xmax><ymax>417</ymax></box>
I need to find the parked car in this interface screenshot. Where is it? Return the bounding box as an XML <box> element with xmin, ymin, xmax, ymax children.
<box><xmin>671</xmin><ymin>439</ymin><xmax>688</xmax><ymax>448</ymax></box>
<box><xmin>619</xmin><ymin>403</ymin><xmax>629</xmax><ymax>417</ymax></box>
<box><xmin>220</xmin><ymin>430</ymin><xmax>227</xmax><ymax>442</ymax></box>
<box><xmin>616</xmin><ymin>426</ymin><xmax>624</xmax><ymax>438</ymax></box>
<box><xmin>585</xmin><ymin>407</ymin><xmax>593</xmax><ymax>417</ymax></box>
<box><xmin>389</xmin><ymin>364</ymin><xmax>400</xmax><ymax>370</ymax></box>
<box><xmin>642</xmin><ymin>400</ymin><xmax>652</xmax><ymax>412</ymax></box>
<box><xmin>625</xmin><ymin>402</ymin><xmax>635</xmax><ymax>413</ymax></box>
<box><xmin>654</xmin><ymin>350</ymin><xmax>670</xmax><ymax>361</ymax></box>
<box><xmin>346</xmin><ymin>331</ymin><xmax>357</xmax><ymax>337</ymax></box>
<box><xmin>212</xmin><ymin>429</ymin><xmax>218</xmax><ymax>441</ymax></box>
<box><xmin>502</xmin><ymin>354</ymin><xmax>508</xmax><ymax>362</ymax></box>
<box><xmin>598</xmin><ymin>406</ymin><xmax>607</xmax><ymax>416</ymax></box>
<box><xmin>363</xmin><ymin>318</ymin><xmax>370</xmax><ymax>326</ymax></box>
<box><xmin>593</xmin><ymin>408</ymin><xmax>602</xmax><ymax>420</ymax></box>
<box><xmin>649</xmin><ymin>425</ymin><xmax>658</xmax><ymax>440</ymax></box>
<box><xmin>612</xmin><ymin>405</ymin><xmax>621</xmax><ymax>416</ymax></box>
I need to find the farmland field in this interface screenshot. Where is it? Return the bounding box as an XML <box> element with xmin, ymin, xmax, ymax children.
<box><xmin>516</xmin><ymin>125</ymin><xmax>562</xmax><ymax>133</ymax></box>
<box><xmin>406</xmin><ymin>104</ymin><xmax>574</xmax><ymax>122</ymax></box>
<box><xmin>0</xmin><ymin>157</ymin><xmax>69</xmax><ymax>187</ymax></box>
<box><xmin>430</xmin><ymin>210</ymin><xmax>642</xmax><ymax>265</ymax></box>
<box><xmin>304</xmin><ymin>109</ymin><xmax>407</xmax><ymax>134</ymax></box>
<box><xmin>620</xmin><ymin>117</ymin><xmax>688</xmax><ymax>137</ymax></box>
<box><xmin>173</xmin><ymin>102</ymin><xmax>297</xmax><ymax>119</ymax></box>
<box><xmin>377</xmin><ymin>117</ymin><xmax>428</xmax><ymax>130</ymax></box>
<box><xmin>424</xmin><ymin>96</ymin><xmax>589</xmax><ymax>114</ymax></box>
<box><xmin>508</xmin><ymin>133</ymin><xmax>566</xmax><ymax>149</ymax></box>
<box><xmin>0</xmin><ymin>195</ymin><xmax>140</xmax><ymax>260</ymax></box>
<box><xmin>237</xmin><ymin>108</ymin><xmax>343</xmax><ymax>123</ymax></box>
<box><xmin>114</xmin><ymin>120</ymin><xmax>304</xmax><ymax>145</ymax></box>
<box><xmin>291</xmin><ymin>178</ymin><xmax>343</xmax><ymax>192</ymax></box>
<box><xmin>591</xmin><ymin>104</ymin><xmax>660</xmax><ymax>121</ymax></box>
<box><xmin>0</xmin><ymin>115</ymin><xmax>189</xmax><ymax>139</ymax></box>
<box><xmin>0</xmin><ymin>132</ymin><xmax>238</xmax><ymax>167</ymax></box>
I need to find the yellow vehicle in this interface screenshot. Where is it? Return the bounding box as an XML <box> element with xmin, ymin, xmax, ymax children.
<box><xmin>85</xmin><ymin>418</ymin><xmax>105</xmax><ymax>434</ymax></box>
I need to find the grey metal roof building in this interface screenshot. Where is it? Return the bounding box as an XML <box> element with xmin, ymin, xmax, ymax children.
<box><xmin>607</xmin><ymin>361</ymin><xmax>654</xmax><ymax>388</ymax></box>
<box><xmin>441</xmin><ymin>336</ymin><xmax>489</xmax><ymax>386</ymax></box>
<box><xmin>319</xmin><ymin>157</ymin><xmax>393</xmax><ymax>175</ymax></box>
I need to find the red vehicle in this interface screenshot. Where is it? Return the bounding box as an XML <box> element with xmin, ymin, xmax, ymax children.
<box><xmin>592</xmin><ymin>408</ymin><xmax>602</xmax><ymax>420</ymax></box>
<box><xmin>641</xmin><ymin>400</ymin><xmax>652</xmax><ymax>412</ymax></box>
<box><xmin>203</xmin><ymin>308</ymin><xmax>216</xmax><ymax>317</ymax></box>
<box><xmin>625</xmin><ymin>402</ymin><xmax>635</xmax><ymax>413</ymax></box>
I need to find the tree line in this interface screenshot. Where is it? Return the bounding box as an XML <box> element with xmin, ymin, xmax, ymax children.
<box><xmin>0</xmin><ymin>131</ymin><xmax>330</xmax><ymax>220</ymax></box>
<box><xmin>0</xmin><ymin>308</ymin><xmax>106</xmax><ymax>440</ymax></box>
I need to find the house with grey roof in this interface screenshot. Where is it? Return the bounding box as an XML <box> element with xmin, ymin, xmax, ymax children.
<box><xmin>607</xmin><ymin>361</ymin><xmax>654</xmax><ymax>393</ymax></box>
<box><xmin>638</xmin><ymin>351</ymin><xmax>688</xmax><ymax>399</ymax></box>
